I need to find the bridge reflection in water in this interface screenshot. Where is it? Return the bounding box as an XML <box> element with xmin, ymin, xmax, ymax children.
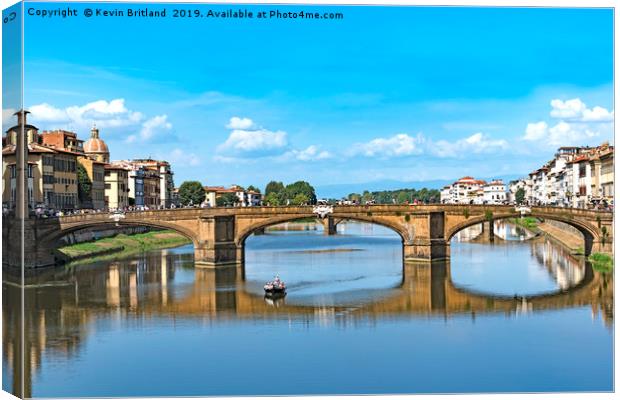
<box><xmin>2</xmin><ymin>237</ymin><xmax>613</xmax><ymax>398</ymax></box>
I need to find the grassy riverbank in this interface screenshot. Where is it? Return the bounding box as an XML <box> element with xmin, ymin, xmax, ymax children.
<box><xmin>58</xmin><ymin>230</ymin><xmax>191</xmax><ymax>265</ymax></box>
<box><xmin>508</xmin><ymin>217</ymin><xmax>614</xmax><ymax>271</ymax></box>
<box><xmin>589</xmin><ymin>252</ymin><xmax>614</xmax><ymax>273</ymax></box>
<box><xmin>509</xmin><ymin>217</ymin><xmax>540</xmax><ymax>233</ymax></box>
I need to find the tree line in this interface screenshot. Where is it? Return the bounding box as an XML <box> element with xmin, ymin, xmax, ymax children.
<box><xmin>347</xmin><ymin>188</ymin><xmax>441</xmax><ymax>204</ymax></box>
<box><xmin>176</xmin><ymin>180</ymin><xmax>317</xmax><ymax>206</ymax></box>
<box><xmin>177</xmin><ymin>180</ymin><xmax>440</xmax><ymax>206</ymax></box>
<box><xmin>264</xmin><ymin>181</ymin><xmax>317</xmax><ymax>206</ymax></box>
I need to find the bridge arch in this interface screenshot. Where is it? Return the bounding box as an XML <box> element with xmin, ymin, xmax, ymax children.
<box><xmin>236</xmin><ymin>213</ymin><xmax>411</xmax><ymax>248</ymax></box>
<box><xmin>445</xmin><ymin>211</ymin><xmax>598</xmax><ymax>255</ymax></box>
<box><xmin>39</xmin><ymin>220</ymin><xmax>200</xmax><ymax>251</ymax></box>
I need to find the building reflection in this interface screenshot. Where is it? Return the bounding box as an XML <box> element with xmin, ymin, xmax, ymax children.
<box><xmin>531</xmin><ymin>238</ymin><xmax>585</xmax><ymax>289</ymax></box>
<box><xmin>2</xmin><ymin>238</ymin><xmax>613</xmax><ymax>397</ymax></box>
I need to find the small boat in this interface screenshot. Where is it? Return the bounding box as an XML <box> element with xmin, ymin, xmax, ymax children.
<box><xmin>264</xmin><ymin>275</ymin><xmax>286</xmax><ymax>295</ymax></box>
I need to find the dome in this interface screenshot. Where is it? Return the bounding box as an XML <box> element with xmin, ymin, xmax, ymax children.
<box><xmin>84</xmin><ymin>125</ymin><xmax>110</xmax><ymax>162</ymax></box>
<box><xmin>84</xmin><ymin>137</ymin><xmax>109</xmax><ymax>153</ymax></box>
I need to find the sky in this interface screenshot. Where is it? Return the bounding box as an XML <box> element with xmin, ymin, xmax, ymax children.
<box><xmin>4</xmin><ymin>3</ymin><xmax>614</xmax><ymax>191</ymax></box>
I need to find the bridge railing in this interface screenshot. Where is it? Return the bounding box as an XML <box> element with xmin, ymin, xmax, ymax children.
<box><xmin>41</xmin><ymin>203</ymin><xmax>611</xmax><ymax>224</ymax></box>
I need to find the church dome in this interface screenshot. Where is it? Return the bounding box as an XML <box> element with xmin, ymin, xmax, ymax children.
<box><xmin>84</xmin><ymin>125</ymin><xmax>110</xmax><ymax>162</ymax></box>
<box><xmin>84</xmin><ymin>137</ymin><xmax>109</xmax><ymax>153</ymax></box>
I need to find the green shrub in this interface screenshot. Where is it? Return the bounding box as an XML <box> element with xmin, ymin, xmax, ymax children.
<box><xmin>589</xmin><ymin>252</ymin><xmax>613</xmax><ymax>273</ymax></box>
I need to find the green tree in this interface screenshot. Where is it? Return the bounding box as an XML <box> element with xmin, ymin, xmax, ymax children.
<box><xmin>291</xmin><ymin>193</ymin><xmax>310</xmax><ymax>205</ymax></box>
<box><xmin>264</xmin><ymin>192</ymin><xmax>282</xmax><ymax>206</ymax></box>
<box><xmin>216</xmin><ymin>192</ymin><xmax>238</xmax><ymax>207</ymax></box>
<box><xmin>515</xmin><ymin>187</ymin><xmax>526</xmax><ymax>205</ymax></box>
<box><xmin>247</xmin><ymin>185</ymin><xmax>261</xmax><ymax>193</ymax></box>
<box><xmin>265</xmin><ymin>181</ymin><xmax>284</xmax><ymax>196</ymax></box>
<box><xmin>284</xmin><ymin>181</ymin><xmax>317</xmax><ymax>205</ymax></box>
<box><xmin>348</xmin><ymin>193</ymin><xmax>361</xmax><ymax>202</ymax></box>
<box><xmin>178</xmin><ymin>181</ymin><xmax>205</xmax><ymax>206</ymax></box>
<box><xmin>77</xmin><ymin>163</ymin><xmax>92</xmax><ymax>207</ymax></box>
<box><xmin>396</xmin><ymin>191</ymin><xmax>410</xmax><ymax>204</ymax></box>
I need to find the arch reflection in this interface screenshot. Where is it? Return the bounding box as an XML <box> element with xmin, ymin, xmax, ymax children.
<box><xmin>2</xmin><ymin>237</ymin><xmax>613</xmax><ymax>397</ymax></box>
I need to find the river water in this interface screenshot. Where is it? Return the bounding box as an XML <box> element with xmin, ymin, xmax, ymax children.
<box><xmin>2</xmin><ymin>221</ymin><xmax>613</xmax><ymax>397</ymax></box>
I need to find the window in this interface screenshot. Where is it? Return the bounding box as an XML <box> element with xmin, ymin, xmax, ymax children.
<box><xmin>579</xmin><ymin>185</ymin><xmax>587</xmax><ymax>196</ymax></box>
<box><xmin>105</xmin><ymin>183</ymin><xmax>111</xmax><ymax>189</ymax></box>
<box><xmin>579</xmin><ymin>164</ymin><xmax>586</xmax><ymax>178</ymax></box>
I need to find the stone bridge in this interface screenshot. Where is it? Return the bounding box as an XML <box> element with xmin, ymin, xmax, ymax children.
<box><xmin>4</xmin><ymin>205</ymin><xmax>613</xmax><ymax>268</ymax></box>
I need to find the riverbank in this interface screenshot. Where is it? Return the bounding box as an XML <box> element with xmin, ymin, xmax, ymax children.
<box><xmin>510</xmin><ymin>217</ymin><xmax>613</xmax><ymax>271</ymax></box>
<box><xmin>509</xmin><ymin>217</ymin><xmax>541</xmax><ymax>233</ymax></box>
<box><xmin>58</xmin><ymin>230</ymin><xmax>191</xmax><ymax>265</ymax></box>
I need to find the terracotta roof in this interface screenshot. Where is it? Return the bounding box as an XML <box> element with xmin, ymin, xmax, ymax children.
<box><xmin>104</xmin><ymin>163</ymin><xmax>129</xmax><ymax>170</ymax></box>
<box><xmin>5</xmin><ymin>124</ymin><xmax>39</xmax><ymax>133</ymax></box>
<box><xmin>84</xmin><ymin>138</ymin><xmax>109</xmax><ymax>154</ymax></box>
<box><xmin>2</xmin><ymin>143</ymin><xmax>62</xmax><ymax>155</ymax></box>
<box><xmin>566</xmin><ymin>155</ymin><xmax>589</xmax><ymax>164</ymax></box>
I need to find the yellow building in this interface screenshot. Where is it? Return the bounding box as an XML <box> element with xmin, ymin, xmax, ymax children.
<box><xmin>104</xmin><ymin>164</ymin><xmax>129</xmax><ymax>210</ymax></box>
<box><xmin>589</xmin><ymin>143</ymin><xmax>614</xmax><ymax>207</ymax></box>
<box><xmin>78</xmin><ymin>157</ymin><xmax>107</xmax><ymax>210</ymax></box>
<box><xmin>2</xmin><ymin>112</ymin><xmax>79</xmax><ymax>212</ymax></box>
<box><xmin>142</xmin><ymin>168</ymin><xmax>161</xmax><ymax>208</ymax></box>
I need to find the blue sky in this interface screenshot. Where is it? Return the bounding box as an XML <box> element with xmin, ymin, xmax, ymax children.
<box><xmin>7</xmin><ymin>3</ymin><xmax>614</xmax><ymax>190</ymax></box>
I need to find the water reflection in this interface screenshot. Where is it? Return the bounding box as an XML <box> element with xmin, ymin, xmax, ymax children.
<box><xmin>452</xmin><ymin>220</ymin><xmax>535</xmax><ymax>242</ymax></box>
<box><xmin>2</xmin><ymin>223</ymin><xmax>613</xmax><ymax>397</ymax></box>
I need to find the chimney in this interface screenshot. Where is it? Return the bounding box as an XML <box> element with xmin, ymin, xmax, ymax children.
<box><xmin>14</xmin><ymin>110</ymin><xmax>30</xmax><ymax>126</ymax></box>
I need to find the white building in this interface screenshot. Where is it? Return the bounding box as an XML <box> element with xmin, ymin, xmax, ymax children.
<box><xmin>440</xmin><ymin>186</ymin><xmax>451</xmax><ymax>204</ymax></box>
<box><xmin>508</xmin><ymin>179</ymin><xmax>531</xmax><ymax>204</ymax></box>
<box><xmin>203</xmin><ymin>185</ymin><xmax>262</xmax><ymax>207</ymax></box>
<box><xmin>567</xmin><ymin>154</ymin><xmax>592</xmax><ymax>209</ymax></box>
<box><xmin>440</xmin><ymin>176</ymin><xmax>487</xmax><ymax>204</ymax></box>
<box><xmin>482</xmin><ymin>179</ymin><xmax>507</xmax><ymax>204</ymax></box>
<box><xmin>514</xmin><ymin>144</ymin><xmax>613</xmax><ymax>209</ymax></box>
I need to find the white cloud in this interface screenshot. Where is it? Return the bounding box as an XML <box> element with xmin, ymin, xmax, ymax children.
<box><xmin>582</xmin><ymin>106</ymin><xmax>614</xmax><ymax>122</ymax></box>
<box><xmin>217</xmin><ymin>116</ymin><xmax>288</xmax><ymax>156</ymax></box>
<box><xmin>219</xmin><ymin>128</ymin><xmax>287</xmax><ymax>154</ymax></box>
<box><xmin>523</xmin><ymin>98</ymin><xmax>613</xmax><ymax>147</ymax></box>
<box><xmin>29</xmin><ymin>103</ymin><xmax>68</xmax><ymax>122</ymax></box>
<box><xmin>2</xmin><ymin>108</ymin><xmax>17</xmax><ymax>128</ymax></box>
<box><xmin>350</xmin><ymin>133</ymin><xmax>425</xmax><ymax>158</ymax></box>
<box><xmin>216</xmin><ymin>117</ymin><xmax>332</xmax><ymax>163</ymax></box>
<box><xmin>29</xmin><ymin>98</ymin><xmax>144</xmax><ymax>133</ymax></box>
<box><xmin>431</xmin><ymin>132</ymin><xmax>509</xmax><ymax>158</ymax></box>
<box><xmin>167</xmin><ymin>148</ymin><xmax>201</xmax><ymax>167</ymax></box>
<box><xmin>549</xmin><ymin>98</ymin><xmax>587</xmax><ymax>120</ymax></box>
<box><xmin>550</xmin><ymin>98</ymin><xmax>613</xmax><ymax>122</ymax></box>
<box><xmin>348</xmin><ymin>131</ymin><xmax>507</xmax><ymax>159</ymax></box>
<box><xmin>284</xmin><ymin>145</ymin><xmax>331</xmax><ymax>161</ymax></box>
<box><xmin>226</xmin><ymin>117</ymin><xmax>256</xmax><ymax>130</ymax></box>
<box><xmin>126</xmin><ymin>114</ymin><xmax>172</xmax><ymax>143</ymax></box>
<box><xmin>523</xmin><ymin>121</ymin><xmax>548</xmax><ymax>141</ymax></box>
<box><xmin>523</xmin><ymin>121</ymin><xmax>602</xmax><ymax>146</ymax></box>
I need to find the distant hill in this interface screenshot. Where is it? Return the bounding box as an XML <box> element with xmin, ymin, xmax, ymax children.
<box><xmin>315</xmin><ymin>175</ymin><xmax>521</xmax><ymax>199</ymax></box>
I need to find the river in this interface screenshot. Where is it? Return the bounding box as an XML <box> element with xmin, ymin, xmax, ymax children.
<box><xmin>2</xmin><ymin>221</ymin><xmax>613</xmax><ymax>397</ymax></box>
